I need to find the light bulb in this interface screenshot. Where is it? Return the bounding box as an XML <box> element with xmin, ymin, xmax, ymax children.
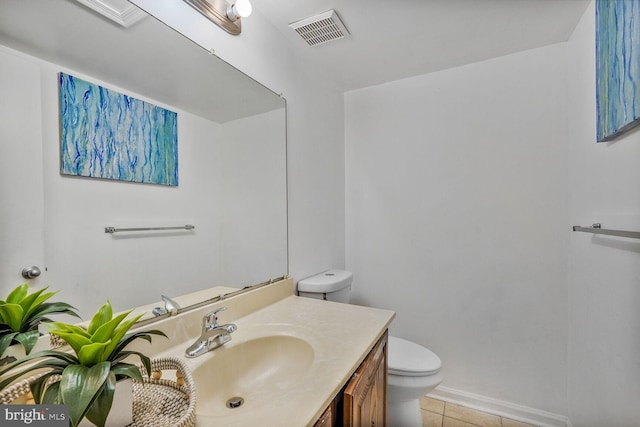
<box><xmin>227</xmin><ymin>0</ymin><xmax>252</xmax><ymax>21</ymax></box>
<box><xmin>234</xmin><ymin>0</ymin><xmax>252</xmax><ymax>17</ymax></box>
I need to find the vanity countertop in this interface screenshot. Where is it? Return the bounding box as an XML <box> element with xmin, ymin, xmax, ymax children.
<box><xmin>145</xmin><ymin>278</ymin><xmax>395</xmax><ymax>426</ymax></box>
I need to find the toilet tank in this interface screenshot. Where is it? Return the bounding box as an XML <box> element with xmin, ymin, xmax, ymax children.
<box><xmin>297</xmin><ymin>270</ymin><xmax>353</xmax><ymax>303</ymax></box>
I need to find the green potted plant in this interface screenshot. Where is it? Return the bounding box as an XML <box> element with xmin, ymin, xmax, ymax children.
<box><xmin>0</xmin><ymin>301</ymin><xmax>166</xmax><ymax>427</ymax></box>
<box><xmin>0</xmin><ymin>283</ymin><xmax>79</xmax><ymax>358</ymax></box>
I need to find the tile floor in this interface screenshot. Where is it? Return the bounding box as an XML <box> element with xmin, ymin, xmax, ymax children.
<box><xmin>420</xmin><ymin>396</ymin><xmax>539</xmax><ymax>427</ymax></box>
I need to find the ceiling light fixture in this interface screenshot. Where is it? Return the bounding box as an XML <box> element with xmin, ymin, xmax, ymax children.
<box><xmin>182</xmin><ymin>0</ymin><xmax>252</xmax><ymax>35</ymax></box>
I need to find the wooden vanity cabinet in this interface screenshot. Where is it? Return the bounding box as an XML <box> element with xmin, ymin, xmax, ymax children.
<box><xmin>314</xmin><ymin>399</ymin><xmax>337</xmax><ymax>427</ymax></box>
<box><xmin>314</xmin><ymin>330</ymin><xmax>388</xmax><ymax>427</ymax></box>
<box><xmin>344</xmin><ymin>330</ymin><xmax>388</xmax><ymax>427</ymax></box>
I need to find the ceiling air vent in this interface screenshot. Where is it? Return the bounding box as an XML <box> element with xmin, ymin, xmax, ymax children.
<box><xmin>289</xmin><ymin>10</ymin><xmax>349</xmax><ymax>47</ymax></box>
<box><xmin>74</xmin><ymin>0</ymin><xmax>147</xmax><ymax>27</ymax></box>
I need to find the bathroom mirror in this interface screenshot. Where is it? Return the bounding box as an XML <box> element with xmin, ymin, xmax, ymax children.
<box><xmin>0</xmin><ymin>0</ymin><xmax>287</xmax><ymax>318</ymax></box>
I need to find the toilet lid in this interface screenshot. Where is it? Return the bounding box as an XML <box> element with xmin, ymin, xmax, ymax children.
<box><xmin>388</xmin><ymin>336</ymin><xmax>442</xmax><ymax>377</ymax></box>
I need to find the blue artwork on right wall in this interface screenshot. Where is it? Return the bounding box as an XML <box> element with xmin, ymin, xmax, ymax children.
<box><xmin>596</xmin><ymin>0</ymin><xmax>640</xmax><ymax>142</ymax></box>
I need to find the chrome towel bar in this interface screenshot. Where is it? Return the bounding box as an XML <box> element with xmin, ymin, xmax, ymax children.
<box><xmin>572</xmin><ymin>223</ymin><xmax>640</xmax><ymax>239</ymax></box>
<box><xmin>105</xmin><ymin>224</ymin><xmax>195</xmax><ymax>234</ymax></box>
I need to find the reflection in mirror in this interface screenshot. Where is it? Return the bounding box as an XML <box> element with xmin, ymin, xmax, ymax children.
<box><xmin>0</xmin><ymin>0</ymin><xmax>288</xmax><ymax>319</ymax></box>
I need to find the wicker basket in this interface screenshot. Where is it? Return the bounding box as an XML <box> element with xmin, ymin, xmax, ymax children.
<box><xmin>131</xmin><ymin>357</ymin><xmax>197</xmax><ymax>427</ymax></box>
<box><xmin>0</xmin><ymin>357</ymin><xmax>196</xmax><ymax>427</ymax></box>
<box><xmin>0</xmin><ymin>371</ymin><xmax>51</xmax><ymax>404</ymax></box>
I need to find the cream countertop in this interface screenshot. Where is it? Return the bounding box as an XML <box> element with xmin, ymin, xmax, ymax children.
<box><xmin>133</xmin><ymin>278</ymin><xmax>395</xmax><ymax>426</ymax></box>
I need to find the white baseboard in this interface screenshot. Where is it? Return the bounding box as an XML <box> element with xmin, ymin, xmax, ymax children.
<box><xmin>428</xmin><ymin>386</ymin><xmax>571</xmax><ymax>427</ymax></box>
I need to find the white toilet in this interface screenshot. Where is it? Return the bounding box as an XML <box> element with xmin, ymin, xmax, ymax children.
<box><xmin>297</xmin><ymin>270</ymin><xmax>443</xmax><ymax>427</ymax></box>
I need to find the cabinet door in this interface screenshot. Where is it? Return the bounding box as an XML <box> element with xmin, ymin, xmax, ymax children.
<box><xmin>314</xmin><ymin>402</ymin><xmax>334</xmax><ymax>427</ymax></box>
<box><xmin>344</xmin><ymin>330</ymin><xmax>388</xmax><ymax>427</ymax></box>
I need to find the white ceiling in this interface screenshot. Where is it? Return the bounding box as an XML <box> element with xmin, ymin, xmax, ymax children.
<box><xmin>0</xmin><ymin>0</ymin><xmax>284</xmax><ymax>123</ymax></box>
<box><xmin>254</xmin><ymin>0</ymin><xmax>591</xmax><ymax>92</ymax></box>
<box><xmin>0</xmin><ymin>0</ymin><xmax>592</xmax><ymax>109</ymax></box>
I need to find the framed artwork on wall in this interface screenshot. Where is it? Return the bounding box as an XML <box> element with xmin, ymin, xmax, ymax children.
<box><xmin>596</xmin><ymin>0</ymin><xmax>640</xmax><ymax>142</ymax></box>
<box><xmin>59</xmin><ymin>73</ymin><xmax>178</xmax><ymax>185</ymax></box>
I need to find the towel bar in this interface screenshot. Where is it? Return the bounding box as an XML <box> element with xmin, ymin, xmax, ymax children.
<box><xmin>572</xmin><ymin>223</ymin><xmax>640</xmax><ymax>239</ymax></box>
<box><xmin>105</xmin><ymin>225</ymin><xmax>195</xmax><ymax>234</ymax></box>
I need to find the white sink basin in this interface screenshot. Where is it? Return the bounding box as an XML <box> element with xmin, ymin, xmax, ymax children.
<box><xmin>193</xmin><ymin>332</ymin><xmax>315</xmax><ymax>417</ymax></box>
<box><xmin>148</xmin><ymin>289</ymin><xmax>395</xmax><ymax>426</ymax></box>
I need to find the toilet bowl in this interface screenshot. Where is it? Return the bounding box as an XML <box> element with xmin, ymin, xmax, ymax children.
<box><xmin>297</xmin><ymin>270</ymin><xmax>443</xmax><ymax>427</ymax></box>
<box><xmin>387</xmin><ymin>336</ymin><xmax>443</xmax><ymax>426</ymax></box>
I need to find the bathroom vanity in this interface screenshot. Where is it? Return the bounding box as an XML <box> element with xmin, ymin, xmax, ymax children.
<box><xmin>129</xmin><ymin>277</ymin><xmax>395</xmax><ymax>426</ymax></box>
<box><xmin>316</xmin><ymin>331</ymin><xmax>388</xmax><ymax>426</ymax></box>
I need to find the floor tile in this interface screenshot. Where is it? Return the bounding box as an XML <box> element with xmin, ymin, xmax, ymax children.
<box><xmin>442</xmin><ymin>416</ymin><xmax>481</xmax><ymax>427</ymax></box>
<box><xmin>443</xmin><ymin>403</ymin><xmax>501</xmax><ymax>427</ymax></box>
<box><xmin>422</xmin><ymin>409</ymin><xmax>443</xmax><ymax>427</ymax></box>
<box><xmin>502</xmin><ymin>418</ymin><xmax>538</xmax><ymax>427</ymax></box>
<box><xmin>421</xmin><ymin>396</ymin><xmax>445</xmax><ymax>414</ymax></box>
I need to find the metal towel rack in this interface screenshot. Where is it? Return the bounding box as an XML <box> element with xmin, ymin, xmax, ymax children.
<box><xmin>105</xmin><ymin>224</ymin><xmax>195</xmax><ymax>234</ymax></box>
<box><xmin>572</xmin><ymin>223</ymin><xmax>640</xmax><ymax>239</ymax></box>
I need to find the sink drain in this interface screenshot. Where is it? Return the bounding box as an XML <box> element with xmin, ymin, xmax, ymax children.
<box><xmin>226</xmin><ymin>397</ymin><xmax>244</xmax><ymax>409</ymax></box>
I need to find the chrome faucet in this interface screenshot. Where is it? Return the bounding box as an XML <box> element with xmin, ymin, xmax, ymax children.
<box><xmin>185</xmin><ymin>307</ymin><xmax>237</xmax><ymax>358</ymax></box>
<box><xmin>152</xmin><ymin>295</ymin><xmax>180</xmax><ymax>317</ymax></box>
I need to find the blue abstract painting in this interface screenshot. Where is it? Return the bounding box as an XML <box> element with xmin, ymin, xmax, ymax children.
<box><xmin>596</xmin><ymin>0</ymin><xmax>640</xmax><ymax>142</ymax></box>
<box><xmin>59</xmin><ymin>73</ymin><xmax>178</xmax><ymax>185</ymax></box>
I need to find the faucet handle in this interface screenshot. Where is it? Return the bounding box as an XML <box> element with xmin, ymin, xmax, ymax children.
<box><xmin>204</xmin><ymin>306</ymin><xmax>227</xmax><ymax>328</ymax></box>
<box><xmin>162</xmin><ymin>295</ymin><xmax>180</xmax><ymax>315</ymax></box>
<box><xmin>152</xmin><ymin>295</ymin><xmax>180</xmax><ymax>317</ymax></box>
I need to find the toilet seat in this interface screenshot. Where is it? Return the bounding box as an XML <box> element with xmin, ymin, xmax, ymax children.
<box><xmin>388</xmin><ymin>336</ymin><xmax>442</xmax><ymax>377</ymax></box>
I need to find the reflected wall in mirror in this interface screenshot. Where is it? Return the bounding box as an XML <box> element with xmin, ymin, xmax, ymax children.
<box><xmin>0</xmin><ymin>0</ymin><xmax>288</xmax><ymax>319</ymax></box>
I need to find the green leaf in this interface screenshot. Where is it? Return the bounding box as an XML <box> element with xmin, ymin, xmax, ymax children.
<box><xmin>0</xmin><ymin>284</ymin><xmax>80</xmax><ymax>338</ymax></box>
<box><xmin>30</xmin><ymin>374</ymin><xmax>63</xmax><ymax>405</ymax></box>
<box><xmin>47</xmin><ymin>330</ymin><xmax>92</xmax><ymax>358</ymax></box>
<box><xmin>77</xmin><ymin>340</ymin><xmax>111</xmax><ymax>366</ymax></box>
<box><xmin>6</xmin><ymin>283</ymin><xmax>28</xmax><ymax>304</ymax></box>
<box><xmin>18</xmin><ymin>287</ymin><xmax>49</xmax><ymax>320</ymax></box>
<box><xmin>101</xmin><ymin>314</ymin><xmax>144</xmax><ymax>360</ymax></box>
<box><xmin>13</xmin><ymin>330</ymin><xmax>40</xmax><ymax>354</ymax></box>
<box><xmin>29</xmin><ymin>375</ymin><xmax>48</xmax><ymax>404</ymax></box>
<box><xmin>85</xmin><ymin>371</ymin><xmax>116</xmax><ymax>427</ymax></box>
<box><xmin>27</xmin><ymin>303</ymin><xmax>80</xmax><ymax>329</ymax></box>
<box><xmin>0</xmin><ymin>349</ymin><xmax>77</xmax><ymax>371</ymax></box>
<box><xmin>108</xmin><ymin>349</ymin><xmax>142</xmax><ymax>365</ymax></box>
<box><xmin>110</xmin><ymin>330</ymin><xmax>166</xmax><ymax>359</ymax></box>
<box><xmin>0</xmin><ymin>354</ymin><xmax>72</xmax><ymax>390</ymax></box>
<box><xmin>87</xmin><ymin>302</ymin><xmax>113</xmax><ymax>335</ymax></box>
<box><xmin>30</xmin><ymin>288</ymin><xmax>54</xmax><ymax>303</ymax></box>
<box><xmin>0</xmin><ymin>332</ymin><xmax>17</xmax><ymax>357</ymax></box>
<box><xmin>61</xmin><ymin>362</ymin><xmax>111</xmax><ymax>427</ymax></box>
<box><xmin>47</xmin><ymin>322</ymin><xmax>91</xmax><ymax>339</ymax></box>
<box><xmin>111</xmin><ymin>363</ymin><xmax>143</xmax><ymax>382</ymax></box>
<box><xmin>0</xmin><ymin>303</ymin><xmax>23</xmax><ymax>331</ymax></box>
<box><xmin>40</xmin><ymin>380</ymin><xmax>62</xmax><ymax>405</ymax></box>
<box><xmin>91</xmin><ymin>311</ymin><xmax>131</xmax><ymax>343</ymax></box>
